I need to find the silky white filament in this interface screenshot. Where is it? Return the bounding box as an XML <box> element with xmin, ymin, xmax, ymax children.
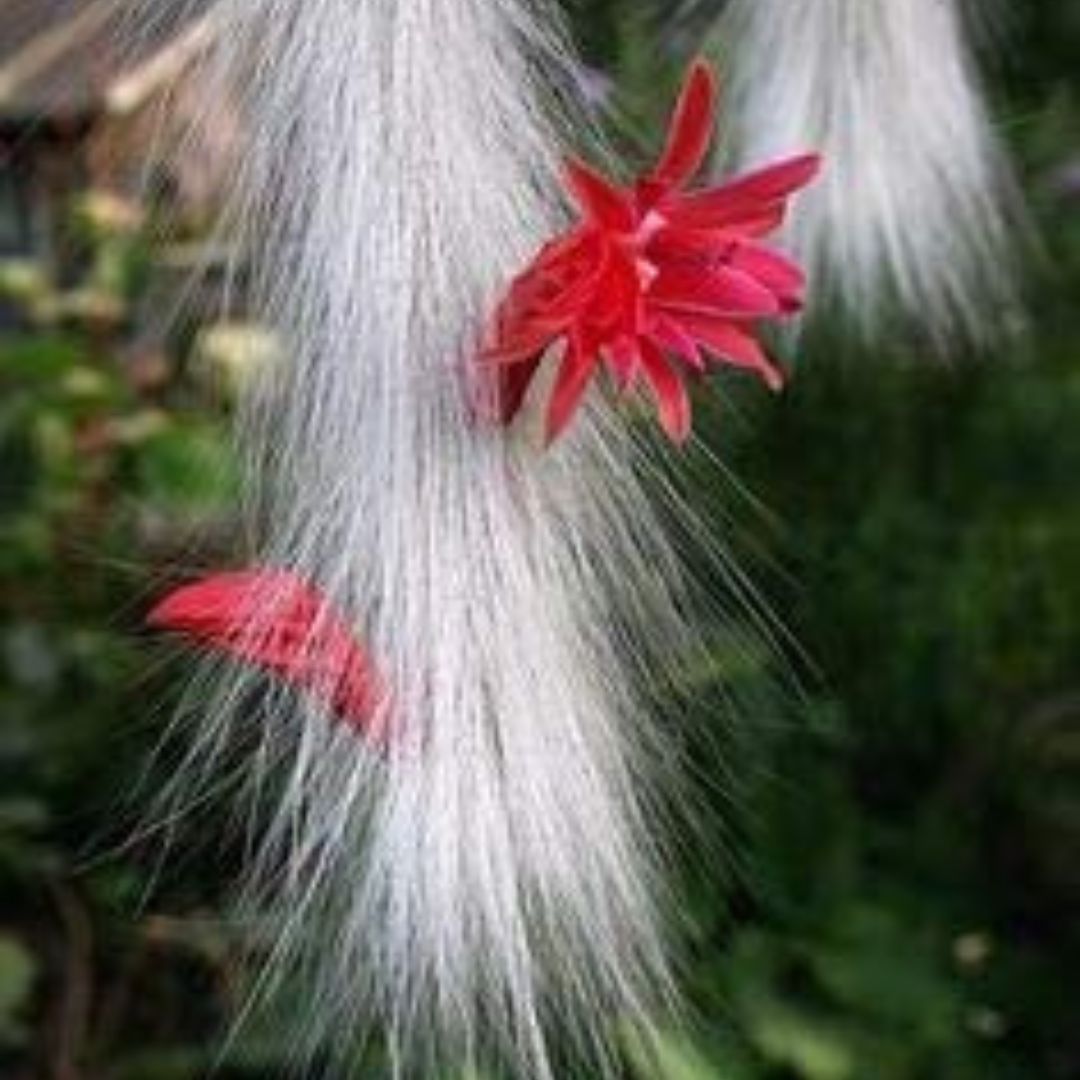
<box><xmin>716</xmin><ymin>0</ymin><xmax>1020</xmax><ymax>346</ymax></box>
<box><xmin>136</xmin><ymin>0</ymin><xmax>698</xmax><ymax>1076</ymax></box>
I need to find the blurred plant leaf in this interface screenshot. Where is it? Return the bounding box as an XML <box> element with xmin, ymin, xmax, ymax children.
<box><xmin>0</xmin><ymin>935</ymin><xmax>36</xmax><ymax>1047</ymax></box>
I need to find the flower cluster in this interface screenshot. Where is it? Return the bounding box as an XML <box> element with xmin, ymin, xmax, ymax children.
<box><xmin>487</xmin><ymin>60</ymin><xmax>820</xmax><ymax>443</ymax></box>
<box><xmin>148</xmin><ymin>61</ymin><xmax>819</xmax><ymax>735</ymax></box>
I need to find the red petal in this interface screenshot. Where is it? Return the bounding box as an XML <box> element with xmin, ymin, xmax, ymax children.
<box><xmin>647</xmin><ymin>312</ymin><xmax>705</xmax><ymax>370</ymax></box>
<box><xmin>496</xmin><ymin>231</ymin><xmax>608</xmax><ymax>336</ymax></box>
<box><xmin>605</xmin><ymin>335</ymin><xmax>642</xmax><ymax>392</ymax></box>
<box><xmin>666</xmin><ymin>154</ymin><xmax>819</xmax><ymax>231</ymax></box>
<box><xmin>495</xmin><ymin>352</ymin><xmax>545</xmax><ymax>424</ymax></box>
<box><xmin>147</xmin><ymin>569</ymin><xmax>311</xmax><ymax>647</ymax></box>
<box><xmin>484</xmin><ymin>318</ymin><xmax>560</xmax><ymax>365</ymax></box>
<box><xmin>546</xmin><ymin>335</ymin><xmax>596</xmax><ymax>444</ymax></box>
<box><xmin>638</xmin><ymin>337</ymin><xmax>691</xmax><ymax>443</ymax></box>
<box><xmin>647</xmin><ymin>226</ymin><xmax>736</xmax><ymax>265</ymax></box>
<box><xmin>651</xmin><ymin>59</ymin><xmax>717</xmax><ymax>190</ymax></box>
<box><xmin>666</xmin><ymin>199</ymin><xmax>788</xmax><ymax>237</ymax></box>
<box><xmin>729</xmin><ymin>242</ymin><xmax>806</xmax><ymax>310</ymax></box>
<box><xmin>712</xmin><ymin>153</ymin><xmax>821</xmax><ymax>204</ymax></box>
<box><xmin>564</xmin><ymin>158</ymin><xmax>636</xmax><ymax>231</ymax></box>
<box><xmin>651</xmin><ymin>264</ymin><xmax>781</xmax><ymax>318</ymax></box>
<box><xmin>676</xmin><ymin>313</ymin><xmax>784</xmax><ymax>390</ymax></box>
<box><xmin>148</xmin><ymin>570</ymin><xmax>382</xmax><ymax>734</ymax></box>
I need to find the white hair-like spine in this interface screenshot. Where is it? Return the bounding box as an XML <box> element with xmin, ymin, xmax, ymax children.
<box><xmin>716</xmin><ymin>0</ymin><xmax>1020</xmax><ymax>346</ymax></box>
<box><xmin>143</xmin><ymin>0</ymin><xmax>693</xmax><ymax>1075</ymax></box>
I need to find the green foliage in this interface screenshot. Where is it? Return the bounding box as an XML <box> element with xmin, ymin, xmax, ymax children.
<box><xmin>0</xmin><ymin>193</ymin><xmax>241</xmax><ymax>1078</ymax></box>
<box><xmin>0</xmin><ymin>934</ymin><xmax>37</xmax><ymax>1049</ymax></box>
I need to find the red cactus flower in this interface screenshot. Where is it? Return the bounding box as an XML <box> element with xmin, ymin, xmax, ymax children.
<box><xmin>147</xmin><ymin>569</ymin><xmax>383</xmax><ymax>737</ymax></box>
<box><xmin>486</xmin><ymin>59</ymin><xmax>821</xmax><ymax>444</ymax></box>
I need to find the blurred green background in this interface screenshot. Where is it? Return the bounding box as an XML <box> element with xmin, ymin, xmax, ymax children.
<box><xmin>1</xmin><ymin>1</ymin><xmax>1078</xmax><ymax>1078</ymax></box>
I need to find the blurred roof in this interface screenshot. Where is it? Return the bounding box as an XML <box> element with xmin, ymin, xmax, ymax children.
<box><xmin>0</xmin><ymin>0</ymin><xmax>219</xmax><ymax>123</ymax></box>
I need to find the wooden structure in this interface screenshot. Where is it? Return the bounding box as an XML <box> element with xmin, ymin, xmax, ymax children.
<box><xmin>0</xmin><ymin>0</ymin><xmax>227</xmax><ymax>272</ymax></box>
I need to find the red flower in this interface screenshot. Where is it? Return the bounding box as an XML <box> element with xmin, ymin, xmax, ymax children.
<box><xmin>486</xmin><ymin>59</ymin><xmax>821</xmax><ymax>444</ymax></box>
<box><xmin>147</xmin><ymin>569</ymin><xmax>384</xmax><ymax>738</ymax></box>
